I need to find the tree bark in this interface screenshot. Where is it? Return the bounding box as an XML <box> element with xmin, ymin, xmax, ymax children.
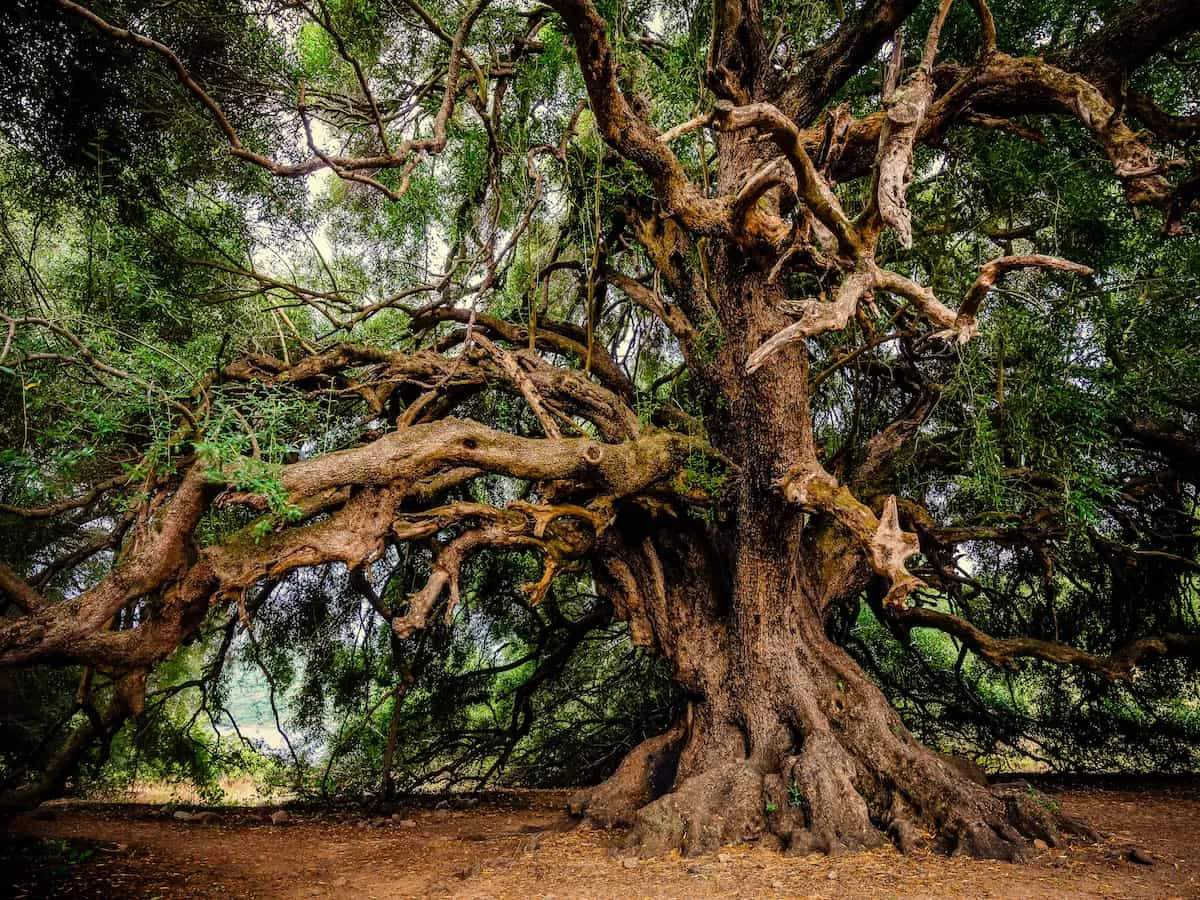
<box><xmin>575</xmin><ymin>507</ymin><xmax>1094</xmax><ymax>858</ymax></box>
<box><xmin>570</xmin><ymin>213</ymin><xmax>1092</xmax><ymax>859</ymax></box>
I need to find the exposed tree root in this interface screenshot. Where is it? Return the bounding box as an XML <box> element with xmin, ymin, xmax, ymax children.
<box><xmin>568</xmin><ymin>721</ymin><xmax>685</xmax><ymax>828</ymax></box>
<box><xmin>625</xmin><ymin>762</ymin><xmax>768</xmax><ymax>856</ymax></box>
<box><xmin>571</xmin><ymin>721</ymin><xmax>1099</xmax><ymax>862</ymax></box>
<box><xmin>769</xmin><ymin>731</ymin><xmax>885</xmax><ymax>855</ymax></box>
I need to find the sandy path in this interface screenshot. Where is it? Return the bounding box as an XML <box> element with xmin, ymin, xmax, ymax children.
<box><xmin>4</xmin><ymin>779</ymin><xmax>1200</xmax><ymax>898</ymax></box>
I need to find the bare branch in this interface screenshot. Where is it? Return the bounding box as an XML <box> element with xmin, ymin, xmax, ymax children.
<box><xmin>956</xmin><ymin>255</ymin><xmax>1094</xmax><ymax>334</ymax></box>
<box><xmin>745</xmin><ymin>267</ymin><xmax>872</xmax><ymax>374</ymax></box>
<box><xmin>0</xmin><ymin>473</ymin><xmax>128</xmax><ymax>520</ymax></box>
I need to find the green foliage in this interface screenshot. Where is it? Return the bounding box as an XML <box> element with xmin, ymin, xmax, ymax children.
<box><xmin>787</xmin><ymin>776</ymin><xmax>804</xmax><ymax>810</ymax></box>
<box><xmin>681</xmin><ymin>448</ymin><xmax>729</xmax><ymax>521</ymax></box>
<box><xmin>848</xmin><ymin>603</ymin><xmax>1200</xmax><ymax>773</ymax></box>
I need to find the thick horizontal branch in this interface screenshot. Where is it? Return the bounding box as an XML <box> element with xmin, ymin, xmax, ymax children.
<box><xmin>0</xmin><ymin>416</ymin><xmax>702</xmax><ymax>669</ymax></box>
<box><xmin>1120</xmin><ymin>416</ymin><xmax>1200</xmax><ymax>472</ymax></box>
<box><xmin>262</xmin><ymin>418</ymin><xmax>694</xmax><ymax>505</ymax></box>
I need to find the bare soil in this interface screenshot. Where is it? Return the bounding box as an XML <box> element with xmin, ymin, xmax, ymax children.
<box><xmin>3</xmin><ymin>777</ymin><xmax>1199</xmax><ymax>898</ymax></box>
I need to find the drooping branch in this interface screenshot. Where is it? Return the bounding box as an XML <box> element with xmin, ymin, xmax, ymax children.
<box><xmin>889</xmin><ymin>604</ymin><xmax>1200</xmax><ymax>681</ymax></box>
<box><xmin>1</xmin><ymin>670</ymin><xmax>148</xmax><ymax>810</ymax></box>
<box><xmin>0</xmin><ymin>467</ymin><xmax>214</xmax><ymax>667</ymax></box>
<box><xmin>470</xmin><ymin>332</ymin><xmax>563</xmax><ymax>439</ymax></box>
<box><xmin>605</xmin><ymin>271</ymin><xmax>700</xmax><ymax>356</ymax></box>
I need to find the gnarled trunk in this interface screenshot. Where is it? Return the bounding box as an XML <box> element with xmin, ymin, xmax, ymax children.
<box><xmin>571</xmin><ymin>255</ymin><xmax>1092</xmax><ymax>860</ymax></box>
<box><xmin>575</xmin><ymin>515</ymin><xmax>1091</xmax><ymax>859</ymax></box>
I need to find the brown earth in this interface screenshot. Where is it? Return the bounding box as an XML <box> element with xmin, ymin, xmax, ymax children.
<box><xmin>3</xmin><ymin>777</ymin><xmax>1199</xmax><ymax>899</ymax></box>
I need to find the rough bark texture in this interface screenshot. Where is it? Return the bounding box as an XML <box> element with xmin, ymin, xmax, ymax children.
<box><xmin>561</xmin><ymin>9</ymin><xmax>1140</xmax><ymax>851</ymax></box>
<box><xmin>569</xmin><ymin>246</ymin><xmax>1090</xmax><ymax>859</ymax></box>
<box><xmin>577</xmin><ymin>519</ymin><xmax>1098</xmax><ymax>858</ymax></box>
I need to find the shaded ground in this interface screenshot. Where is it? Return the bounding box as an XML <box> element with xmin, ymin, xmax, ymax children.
<box><xmin>3</xmin><ymin>777</ymin><xmax>1199</xmax><ymax>898</ymax></box>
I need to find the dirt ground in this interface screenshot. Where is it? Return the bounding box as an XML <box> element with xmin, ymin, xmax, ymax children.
<box><xmin>3</xmin><ymin>777</ymin><xmax>1199</xmax><ymax>899</ymax></box>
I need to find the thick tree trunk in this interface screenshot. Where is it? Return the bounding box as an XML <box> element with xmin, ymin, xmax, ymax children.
<box><xmin>572</xmin><ymin>244</ymin><xmax>1092</xmax><ymax>859</ymax></box>
<box><xmin>575</xmin><ymin>520</ymin><xmax>1093</xmax><ymax>859</ymax></box>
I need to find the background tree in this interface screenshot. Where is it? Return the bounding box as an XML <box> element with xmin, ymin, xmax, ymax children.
<box><xmin>1</xmin><ymin>0</ymin><xmax>1198</xmax><ymax>861</ymax></box>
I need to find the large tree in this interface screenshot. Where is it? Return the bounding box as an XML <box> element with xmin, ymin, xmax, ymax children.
<box><xmin>1</xmin><ymin>0</ymin><xmax>1199</xmax><ymax>860</ymax></box>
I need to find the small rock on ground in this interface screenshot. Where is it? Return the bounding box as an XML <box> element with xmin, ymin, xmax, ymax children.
<box><xmin>455</xmin><ymin>860</ymin><xmax>483</xmax><ymax>880</ymax></box>
<box><xmin>270</xmin><ymin>810</ymin><xmax>290</xmax><ymax>825</ymax></box>
<box><xmin>174</xmin><ymin>811</ymin><xmax>220</xmax><ymax>824</ymax></box>
<box><xmin>522</xmin><ymin>833</ymin><xmax>543</xmax><ymax>853</ymax></box>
